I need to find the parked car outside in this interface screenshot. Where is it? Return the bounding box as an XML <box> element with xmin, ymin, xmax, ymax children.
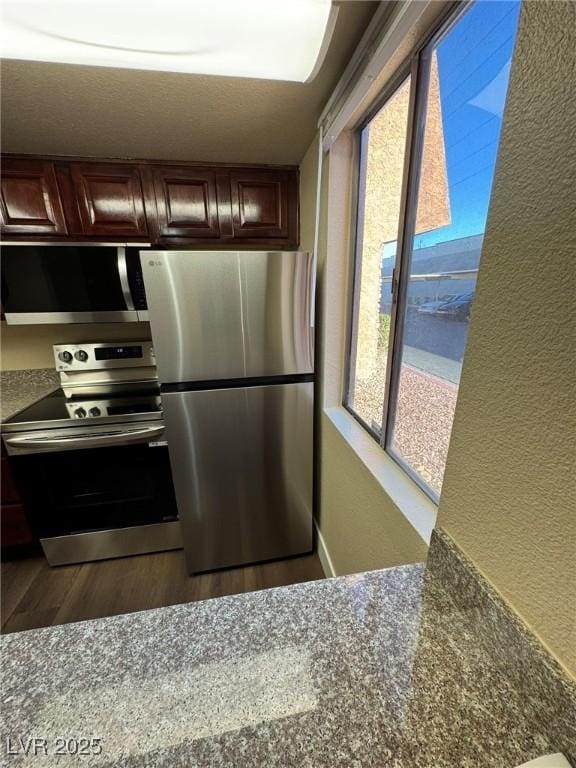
<box><xmin>435</xmin><ymin>292</ymin><xmax>474</xmax><ymax>320</ymax></box>
<box><xmin>418</xmin><ymin>293</ymin><xmax>473</xmax><ymax>321</ymax></box>
<box><xmin>417</xmin><ymin>298</ymin><xmax>451</xmax><ymax>315</ymax></box>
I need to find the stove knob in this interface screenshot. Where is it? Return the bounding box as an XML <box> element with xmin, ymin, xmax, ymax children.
<box><xmin>58</xmin><ymin>351</ymin><xmax>72</xmax><ymax>363</ymax></box>
<box><xmin>74</xmin><ymin>408</ymin><xmax>87</xmax><ymax>418</ymax></box>
<box><xmin>74</xmin><ymin>350</ymin><xmax>88</xmax><ymax>362</ymax></box>
<box><xmin>89</xmin><ymin>407</ymin><xmax>101</xmax><ymax>417</ymax></box>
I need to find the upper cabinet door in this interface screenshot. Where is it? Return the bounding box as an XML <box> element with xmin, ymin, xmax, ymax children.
<box><xmin>0</xmin><ymin>159</ymin><xmax>68</xmax><ymax>236</ymax></box>
<box><xmin>153</xmin><ymin>167</ymin><xmax>220</xmax><ymax>239</ymax></box>
<box><xmin>229</xmin><ymin>169</ymin><xmax>297</xmax><ymax>243</ymax></box>
<box><xmin>70</xmin><ymin>163</ymin><xmax>149</xmax><ymax>237</ymax></box>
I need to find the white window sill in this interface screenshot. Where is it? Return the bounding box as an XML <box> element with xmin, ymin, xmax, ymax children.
<box><xmin>323</xmin><ymin>406</ymin><xmax>437</xmax><ymax>544</ymax></box>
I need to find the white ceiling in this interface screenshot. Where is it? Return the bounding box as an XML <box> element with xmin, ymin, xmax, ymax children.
<box><xmin>2</xmin><ymin>0</ymin><xmax>334</xmax><ymax>82</ymax></box>
<box><xmin>0</xmin><ymin>2</ymin><xmax>378</xmax><ymax>165</ymax></box>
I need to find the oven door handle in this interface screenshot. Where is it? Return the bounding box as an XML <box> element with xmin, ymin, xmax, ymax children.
<box><xmin>4</xmin><ymin>426</ymin><xmax>166</xmax><ymax>451</ymax></box>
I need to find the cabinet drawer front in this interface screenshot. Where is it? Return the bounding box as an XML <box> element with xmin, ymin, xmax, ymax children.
<box><xmin>153</xmin><ymin>168</ymin><xmax>220</xmax><ymax>238</ymax></box>
<box><xmin>0</xmin><ymin>160</ymin><xmax>67</xmax><ymax>235</ymax></box>
<box><xmin>71</xmin><ymin>163</ymin><xmax>149</xmax><ymax>237</ymax></box>
<box><xmin>1</xmin><ymin>456</ymin><xmax>20</xmax><ymax>504</ymax></box>
<box><xmin>1</xmin><ymin>503</ymin><xmax>35</xmax><ymax>548</ymax></box>
<box><xmin>230</xmin><ymin>170</ymin><xmax>292</xmax><ymax>239</ymax></box>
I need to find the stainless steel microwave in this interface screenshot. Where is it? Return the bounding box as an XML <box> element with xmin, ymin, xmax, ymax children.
<box><xmin>1</xmin><ymin>242</ymin><xmax>150</xmax><ymax>324</ymax></box>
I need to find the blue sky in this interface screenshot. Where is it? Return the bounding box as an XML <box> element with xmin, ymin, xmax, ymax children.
<box><xmin>414</xmin><ymin>0</ymin><xmax>522</xmax><ymax>250</ymax></box>
<box><xmin>383</xmin><ymin>0</ymin><xmax>522</xmax><ymax>260</ymax></box>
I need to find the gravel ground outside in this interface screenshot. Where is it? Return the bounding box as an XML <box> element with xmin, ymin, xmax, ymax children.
<box><xmin>350</xmin><ymin>349</ymin><xmax>458</xmax><ymax>496</ymax></box>
<box><xmin>349</xmin><ymin>346</ymin><xmax>389</xmax><ymax>433</ymax></box>
<box><xmin>392</xmin><ymin>365</ymin><xmax>458</xmax><ymax>495</ymax></box>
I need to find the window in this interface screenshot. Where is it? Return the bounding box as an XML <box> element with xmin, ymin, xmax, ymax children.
<box><xmin>345</xmin><ymin>0</ymin><xmax>522</xmax><ymax>501</ymax></box>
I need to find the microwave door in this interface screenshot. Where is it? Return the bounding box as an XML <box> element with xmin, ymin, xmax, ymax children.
<box><xmin>1</xmin><ymin>243</ymin><xmax>141</xmax><ymax>324</ymax></box>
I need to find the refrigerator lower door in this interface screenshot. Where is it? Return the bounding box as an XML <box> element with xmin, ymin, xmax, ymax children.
<box><xmin>163</xmin><ymin>382</ymin><xmax>313</xmax><ymax>573</ymax></box>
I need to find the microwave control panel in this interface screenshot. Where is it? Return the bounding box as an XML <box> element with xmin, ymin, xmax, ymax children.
<box><xmin>53</xmin><ymin>341</ymin><xmax>156</xmax><ymax>371</ymax></box>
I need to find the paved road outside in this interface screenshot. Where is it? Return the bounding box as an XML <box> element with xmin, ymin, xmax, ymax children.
<box><xmin>402</xmin><ymin>346</ymin><xmax>461</xmax><ymax>385</ymax></box>
<box><xmin>403</xmin><ymin>310</ymin><xmax>469</xmax><ymax>363</ymax></box>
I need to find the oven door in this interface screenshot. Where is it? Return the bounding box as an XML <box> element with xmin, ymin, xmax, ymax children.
<box><xmin>7</xmin><ymin>432</ymin><xmax>181</xmax><ymax>564</ymax></box>
<box><xmin>1</xmin><ymin>243</ymin><xmax>148</xmax><ymax>324</ymax></box>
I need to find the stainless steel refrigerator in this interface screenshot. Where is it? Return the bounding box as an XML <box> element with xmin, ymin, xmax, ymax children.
<box><xmin>140</xmin><ymin>250</ymin><xmax>314</xmax><ymax>574</ymax></box>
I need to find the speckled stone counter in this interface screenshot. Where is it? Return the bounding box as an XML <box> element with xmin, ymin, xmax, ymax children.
<box><xmin>2</xmin><ymin>530</ymin><xmax>575</xmax><ymax>767</ymax></box>
<box><xmin>1</xmin><ymin>368</ymin><xmax>59</xmax><ymax>422</ymax></box>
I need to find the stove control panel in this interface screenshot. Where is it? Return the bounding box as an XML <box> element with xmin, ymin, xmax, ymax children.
<box><xmin>53</xmin><ymin>341</ymin><xmax>156</xmax><ymax>372</ymax></box>
<box><xmin>65</xmin><ymin>396</ymin><xmax>162</xmax><ymax>420</ymax></box>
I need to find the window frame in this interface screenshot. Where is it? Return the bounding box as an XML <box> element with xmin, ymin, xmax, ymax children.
<box><xmin>343</xmin><ymin>1</ymin><xmax>475</xmax><ymax>504</ymax></box>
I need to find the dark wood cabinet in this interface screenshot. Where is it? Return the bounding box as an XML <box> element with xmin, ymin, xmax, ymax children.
<box><xmin>1</xmin><ymin>156</ymin><xmax>299</xmax><ymax>247</ymax></box>
<box><xmin>0</xmin><ymin>159</ymin><xmax>68</xmax><ymax>236</ymax></box>
<box><xmin>1</xmin><ymin>455</ymin><xmax>35</xmax><ymax>551</ymax></box>
<box><xmin>1</xmin><ymin>503</ymin><xmax>35</xmax><ymax>549</ymax></box>
<box><xmin>153</xmin><ymin>167</ymin><xmax>220</xmax><ymax>239</ymax></box>
<box><xmin>1</xmin><ymin>456</ymin><xmax>20</xmax><ymax>504</ymax></box>
<box><xmin>230</xmin><ymin>169</ymin><xmax>296</xmax><ymax>241</ymax></box>
<box><xmin>69</xmin><ymin>163</ymin><xmax>150</xmax><ymax>238</ymax></box>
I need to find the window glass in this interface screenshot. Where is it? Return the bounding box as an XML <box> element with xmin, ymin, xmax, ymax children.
<box><xmin>387</xmin><ymin>0</ymin><xmax>522</xmax><ymax>496</ymax></box>
<box><xmin>345</xmin><ymin>76</ymin><xmax>411</xmax><ymax>435</ymax></box>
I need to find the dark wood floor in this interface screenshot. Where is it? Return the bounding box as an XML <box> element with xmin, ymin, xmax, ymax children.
<box><xmin>1</xmin><ymin>550</ymin><xmax>324</xmax><ymax>634</ymax></box>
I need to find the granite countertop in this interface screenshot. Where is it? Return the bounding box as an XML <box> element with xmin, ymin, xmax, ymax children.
<box><xmin>1</xmin><ymin>368</ymin><xmax>60</xmax><ymax>422</ymax></box>
<box><xmin>1</xmin><ymin>531</ymin><xmax>575</xmax><ymax>767</ymax></box>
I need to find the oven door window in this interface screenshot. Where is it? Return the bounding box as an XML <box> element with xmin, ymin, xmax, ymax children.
<box><xmin>1</xmin><ymin>245</ymin><xmax>127</xmax><ymax>312</ymax></box>
<box><xmin>11</xmin><ymin>443</ymin><xmax>178</xmax><ymax>538</ymax></box>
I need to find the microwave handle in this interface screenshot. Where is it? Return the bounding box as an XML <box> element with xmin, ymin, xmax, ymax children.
<box><xmin>117</xmin><ymin>247</ymin><xmax>135</xmax><ymax>311</ymax></box>
<box><xmin>4</xmin><ymin>426</ymin><xmax>165</xmax><ymax>452</ymax></box>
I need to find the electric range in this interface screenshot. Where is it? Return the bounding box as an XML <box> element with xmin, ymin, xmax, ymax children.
<box><xmin>2</xmin><ymin>341</ymin><xmax>182</xmax><ymax>566</ymax></box>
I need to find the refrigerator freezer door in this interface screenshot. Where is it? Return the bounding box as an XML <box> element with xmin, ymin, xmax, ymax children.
<box><xmin>141</xmin><ymin>251</ymin><xmax>314</xmax><ymax>383</ymax></box>
<box><xmin>163</xmin><ymin>382</ymin><xmax>313</xmax><ymax>573</ymax></box>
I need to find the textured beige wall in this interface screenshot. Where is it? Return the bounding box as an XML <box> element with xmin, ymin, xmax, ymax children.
<box><xmin>320</xmin><ymin>414</ymin><xmax>428</xmax><ymax>572</ymax></box>
<box><xmin>315</xmin><ymin>131</ymin><xmax>428</xmax><ymax>575</ymax></box>
<box><xmin>1</xmin><ymin>322</ymin><xmax>151</xmax><ymax>370</ymax></box>
<box><xmin>437</xmin><ymin>0</ymin><xmax>576</xmax><ymax>677</ymax></box>
<box><xmin>315</xmin><ymin>1</ymin><xmax>576</xmax><ymax>660</ymax></box>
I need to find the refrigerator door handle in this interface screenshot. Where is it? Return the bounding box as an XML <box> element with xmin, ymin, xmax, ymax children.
<box><xmin>309</xmin><ymin>253</ymin><xmax>316</xmax><ymax>332</ymax></box>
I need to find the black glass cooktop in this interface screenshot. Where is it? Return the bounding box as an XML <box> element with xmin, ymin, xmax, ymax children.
<box><xmin>4</xmin><ymin>387</ymin><xmax>162</xmax><ymax>429</ymax></box>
